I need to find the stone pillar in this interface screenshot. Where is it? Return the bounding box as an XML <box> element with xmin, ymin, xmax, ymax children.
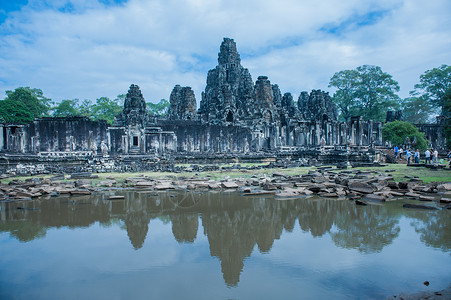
<box><xmin>0</xmin><ymin>125</ymin><xmax>4</xmax><ymax>150</ymax></box>
<box><xmin>122</xmin><ymin>135</ymin><xmax>128</xmax><ymax>154</ymax></box>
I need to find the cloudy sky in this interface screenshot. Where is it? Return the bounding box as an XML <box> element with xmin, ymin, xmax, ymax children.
<box><xmin>0</xmin><ymin>0</ymin><xmax>450</xmax><ymax>105</ymax></box>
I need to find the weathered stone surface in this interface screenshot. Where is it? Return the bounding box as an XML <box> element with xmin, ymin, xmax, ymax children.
<box><xmin>208</xmin><ymin>183</ymin><xmax>221</xmax><ymax>189</ymax></box>
<box><xmin>221</xmin><ymin>182</ymin><xmax>239</xmax><ymax>189</ymax></box>
<box><xmin>297</xmin><ymin>89</ymin><xmax>338</xmax><ymax>121</ymax></box>
<box><xmin>154</xmin><ymin>184</ymin><xmax>175</xmax><ymax>190</ymax></box>
<box><xmin>168</xmin><ymin>85</ymin><xmax>197</xmax><ymax>121</ymax></box>
<box><xmin>98</xmin><ymin>180</ymin><xmax>116</xmax><ymax>187</ymax></box>
<box><xmin>70</xmin><ymin>190</ymin><xmax>91</xmax><ymax>195</ymax></box>
<box><xmin>405</xmin><ymin>192</ymin><xmax>421</xmax><ymax>198</ymax></box>
<box><xmin>114</xmin><ymin>84</ymin><xmax>148</xmax><ymax>127</ymax></box>
<box><xmin>419</xmin><ymin>195</ymin><xmax>435</xmax><ymax>201</ymax></box>
<box><xmin>348</xmin><ymin>182</ymin><xmax>376</xmax><ymax>194</ymax></box>
<box><xmin>134</xmin><ymin>181</ymin><xmax>154</xmax><ymax>188</ymax></box>
<box><xmin>437</xmin><ymin>183</ymin><xmax>451</xmax><ymax>191</ymax></box>
<box><xmin>70</xmin><ymin>173</ymin><xmax>93</xmax><ymax>179</ymax></box>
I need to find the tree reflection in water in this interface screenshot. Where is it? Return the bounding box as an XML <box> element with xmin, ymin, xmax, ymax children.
<box><xmin>0</xmin><ymin>190</ymin><xmax>449</xmax><ymax>286</ymax></box>
<box><xmin>404</xmin><ymin>209</ymin><xmax>451</xmax><ymax>252</ymax></box>
<box><xmin>331</xmin><ymin>204</ymin><xmax>400</xmax><ymax>253</ymax></box>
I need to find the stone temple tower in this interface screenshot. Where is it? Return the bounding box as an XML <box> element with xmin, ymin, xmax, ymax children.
<box><xmin>168</xmin><ymin>85</ymin><xmax>197</xmax><ymax>120</ymax></box>
<box><xmin>114</xmin><ymin>84</ymin><xmax>149</xmax><ymax>127</ymax></box>
<box><xmin>199</xmin><ymin>38</ymin><xmax>254</xmax><ymax>125</ymax></box>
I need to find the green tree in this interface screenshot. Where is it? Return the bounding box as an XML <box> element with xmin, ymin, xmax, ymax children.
<box><xmin>354</xmin><ymin>65</ymin><xmax>401</xmax><ymax>121</ymax></box>
<box><xmin>147</xmin><ymin>99</ymin><xmax>169</xmax><ymax>116</ymax></box>
<box><xmin>382</xmin><ymin>120</ymin><xmax>428</xmax><ymax>150</ymax></box>
<box><xmin>0</xmin><ymin>87</ymin><xmax>51</xmax><ymax>123</ymax></box>
<box><xmin>402</xmin><ymin>96</ymin><xmax>435</xmax><ymax>124</ymax></box>
<box><xmin>328</xmin><ymin>69</ymin><xmax>360</xmax><ymax>122</ymax></box>
<box><xmin>0</xmin><ymin>99</ymin><xmax>34</xmax><ymax>123</ymax></box>
<box><xmin>329</xmin><ymin>65</ymin><xmax>401</xmax><ymax>122</ymax></box>
<box><xmin>52</xmin><ymin>99</ymin><xmax>80</xmax><ymax>117</ymax></box>
<box><xmin>412</xmin><ymin>64</ymin><xmax>451</xmax><ymax>115</ymax></box>
<box><xmin>78</xmin><ymin>99</ymin><xmax>93</xmax><ymax>117</ymax></box>
<box><xmin>442</xmin><ymin>89</ymin><xmax>451</xmax><ymax>149</ymax></box>
<box><xmin>90</xmin><ymin>97</ymin><xmax>122</xmax><ymax>124</ymax></box>
<box><xmin>116</xmin><ymin>94</ymin><xmax>126</xmax><ymax>107</ymax></box>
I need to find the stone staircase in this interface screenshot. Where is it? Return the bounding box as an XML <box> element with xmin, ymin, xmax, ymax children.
<box><xmin>384</xmin><ymin>148</ymin><xmax>408</xmax><ymax>164</ymax></box>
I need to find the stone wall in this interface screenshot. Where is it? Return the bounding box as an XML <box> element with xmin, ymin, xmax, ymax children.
<box><xmin>416</xmin><ymin>123</ymin><xmax>446</xmax><ymax>150</ymax></box>
<box><xmin>157</xmin><ymin>120</ymin><xmax>253</xmax><ymax>153</ymax></box>
<box><xmin>23</xmin><ymin>117</ymin><xmax>108</xmax><ymax>154</ymax></box>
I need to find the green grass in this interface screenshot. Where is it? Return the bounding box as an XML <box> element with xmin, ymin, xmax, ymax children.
<box><xmin>356</xmin><ymin>164</ymin><xmax>451</xmax><ymax>183</ymax></box>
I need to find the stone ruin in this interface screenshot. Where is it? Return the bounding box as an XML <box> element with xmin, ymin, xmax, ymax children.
<box><xmin>1</xmin><ymin>37</ymin><xmax>445</xmax><ymax>172</ymax></box>
<box><xmin>168</xmin><ymin>85</ymin><xmax>196</xmax><ymax>121</ymax></box>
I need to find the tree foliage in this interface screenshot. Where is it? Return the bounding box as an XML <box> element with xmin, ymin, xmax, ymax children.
<box><xmin>147</xmin><ymin>99</ymin><xmax>169</xmax><ymax>116</ymax></box>
<box><xmin>412</xmin><ymin>64</ymin><xmax>451</xmax><ymax>115</ymax></box>
<box><xmin>52</xmin><ymin>99</ymin><xmax>80</xmax><ymax>117</ymax></box>
<box><xmin>328</xmin><ymin>69</ymin><xmax>359</xmax><ymax>122</ymax></box>
<box><xmin>0</xmin><ymin>87</ymin><xmax>51</xmax><ymax>123</ymax></box>
<box><xmin>401</xmin><ymin>96</ymin><xmax>435</xmax><ymax>124</ymax></box>
<box><xmin>329</xmin><ymin>65</ymin><xmax>400</xmax><ymax>121</ymax></box>
<box><xmin>90</xmin><ymin>97</ymin><xmax>123</xmax><ymax>124</ymax></box>
<box><xmin>0</xmin><ymin>99</ymin><xmax>34</xmax><ymax>123</ymax></box>
<box><xmin>382</xmin><ymin>120</ymin><xmax>428</xmax><ymax>150</ymax></box>
<box><xmin>443</xmin><ymin>89</ymin><xmax>451</xmax><ymax>149</ymax></box>
<box><xmin>50</xmin><ymin>95</ymin><xmax>124</xmax><ymax>124</ymax></box>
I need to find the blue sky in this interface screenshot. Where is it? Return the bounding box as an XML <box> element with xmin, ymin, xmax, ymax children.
<box><xmin>0</xmin><ymin>0</ymin><xmax>450</xmax><ymax>104</ymax></box>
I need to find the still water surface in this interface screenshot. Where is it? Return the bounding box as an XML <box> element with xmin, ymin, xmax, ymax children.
<box><xmin>0</xmin><ymin>190</ymin><xmax>450</xmax><ymax>299</ymax></box>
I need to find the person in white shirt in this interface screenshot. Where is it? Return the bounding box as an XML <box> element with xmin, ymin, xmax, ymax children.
<box><xmin>432</xmin><ymin>149</ymin><xmax>438</xmax><ymax>164</ymax></box>
<box><xmin>425</xmin><ymin>149</ymin><xmax>431</xmax><ymax>164</ymax></box>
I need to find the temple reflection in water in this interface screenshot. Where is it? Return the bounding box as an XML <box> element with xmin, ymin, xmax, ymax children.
<box><xmin>0</xmin><ymin>191</ymin><xmax>449</xmax><ymax>286</ymax></box>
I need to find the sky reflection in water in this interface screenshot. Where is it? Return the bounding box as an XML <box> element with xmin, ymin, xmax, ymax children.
<box><xmin>0</xmin><ymin>190</ymin><xmax>450</xmax><ymax>299</ymax></box>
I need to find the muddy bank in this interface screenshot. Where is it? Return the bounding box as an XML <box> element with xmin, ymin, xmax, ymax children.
<box><xmin>387</xmin><ymin>284</ymin><xmax>451</xmax><ymax>300</ymax></box>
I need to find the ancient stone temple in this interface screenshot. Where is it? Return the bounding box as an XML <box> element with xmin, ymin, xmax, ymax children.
<box><xmin>2</xmin><ymin>37</ymin><xmax>414</xmax><ymax>169</ymax></box>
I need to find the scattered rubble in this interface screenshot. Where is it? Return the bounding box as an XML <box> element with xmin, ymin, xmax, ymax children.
<box><xmin>0</xmin><ymin>168</ymin><xmax>450</xmax><ymax>212</ymax></box>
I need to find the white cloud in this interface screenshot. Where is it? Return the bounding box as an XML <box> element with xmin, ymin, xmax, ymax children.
<box><xmin>0</xmin><ymin>0</ymin><xmax>450</xmax><ymax>104</ymax></box>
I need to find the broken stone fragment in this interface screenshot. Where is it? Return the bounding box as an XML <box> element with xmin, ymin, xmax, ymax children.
<box><xmin>70</xmin><ymin>190</ymin><xmax>91</xmax><ymax>195</ymax></box>
<box><xmin>134</xmin><ymin>181</ymin><xmax>154</xmax><ymax>188</ymax></box>
<box><xmin>208</xmin><ymin>183</ymin><xmax>221</xmax><ymax>189</ymax></box>
<box><xmin>98</xmin><ymin>180</ymin><xmax>116</xmax><ymax>187</ymax></box>
<box><xmin>419</xmin><ymin>195</ymin><xmax>435</xmax><ymax>201</ymax></box>
<box><xmin>348</xmin><ymin>181</ymin><xmax>376</xmax><ymax>194</ymax></box>
<box><xmin>436</xmin><ymin>183</ymin><xmax>451</xmax><ymax>191</ymax></box>
<box><xmin>154</xmin><ymin>184</ymin><xmax>175</xmax><ymax>190</ymax></box>
<box><xmin>405</xmin><ymin>192</ymin><xmax>421</xmax><ymax>198</ymax></box>
<box><xmin>221</xmin><ymin>182</ymin><xmax>239</xmax><ymax>189</ymax></box>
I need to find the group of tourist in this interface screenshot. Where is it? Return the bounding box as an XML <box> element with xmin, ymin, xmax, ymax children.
<box><xmin>394</xmin><ymin>146</ymin><xmax>442</xmax><ymax>165</ymax></box>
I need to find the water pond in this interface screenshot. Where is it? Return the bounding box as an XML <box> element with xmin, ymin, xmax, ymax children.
<box><xmin>1</xmin><ymin>190</ymin><xmax>450</xmax><ymax>299</ymax></box>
